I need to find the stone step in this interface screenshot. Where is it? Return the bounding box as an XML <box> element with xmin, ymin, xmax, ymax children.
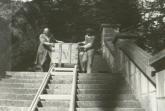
<box><xmin>51</xmin><ymin>71</ymin><xmax>74</xmax><ymax>75</ymax></box>
<box><xmin>44</xmin><ymin>86</ymin><xmax>130</xmax><ymax>95</ymax></box>
<box><xmin>0</xmin><ymin>88</ymin><xmax>38</xmax><ymax>95</ymax></box>
<box><xmin>78</xmin><ymin>76</ymin><xmax>123</xmax><ymax>81</ymax></box>
<box><xmin>77</xmin><ymin>94</ymin><xmax>136</xmax><ymax>101</ymax></box>
<box><xmin>0</xmin><ymin>106</ymin><xmax>28</xmax><ymax>111</ymax></box>
<box><xmin>78</xmin><ymin>73</ymin><xmax>121</xmax><ymax>76</ymax></box>
<box><xmin>76</xmin><ymin>108</ymin><xmax>145</xmax><ymax>111</ymax></box>
<box><xmin>0</xmin><ymin>94</ymin><xmax>35</xmax><ymax>100</ymax></box>
<box><xmin>1</xmin><ymin>75</ymin><xmax>43</xmax><ymax>79</ymax></box>
<box><xmin>78</xmin><ymin>74</ymin><xmax>122</xmax><ymax>78</ymax></box>
<box><xmin>50</xmin><ymin>75</ymin><xmax>73</xmax><ymax>80</ymax></box>
<box><xmin>0</xmin><ymin>83</ymin><xmax>40</xmax><ymax>88</ymax></box>
<box><xmin>6</xmin><ymin>72</ymin><xmax>46</xmax><ymax>76</ymax></box>
<box><xmin>4</xmin><ymin>72</ymin><xmax>45</xmax><ymax>78</ymax></box>
<box><xmin>77</xmin><ymin>101</ymin><xmax>141</xmax><ymax>108</ymax></box>
<box><xmin>39</xmin><ymin>100</ymin><xmax>70</xmax><ymax>107</ymax></box>
<box><xmin>1</xmin><ymin>76</ymin><xmax>72</xmax><ymax>84</ymax></box>
<box><xmin>77</xmin><ymin>80</ymin><xmax>126</xmax><ymax>84</ymax></box>
<box><xmin>44</xmin><ymin>89</ymin><xmax>71</xmax><ymax>95</ymax></box>
<box><xmin>37</xmin><ymin>107</ymin><xmax>68</xmax><ymax>111</ymax></box>
<box><xmin>0</xmin><ymin>78</ymin><xmax>42</xmax><ymax>83</ymax></box>
<box><xmin>77</xmin><ymin>84</ymin><xmax>130</xmax><ymax>90</ymax></box>
<box><xmin>77</xmin><ymin>89</ymin><xmax>132</xmax><ymax>94</ymax></box>
<box><xmin>47</xmin><ymin>84</ymin><xmax>72</xmax><ymax>89</ymax></box>
<box><xmin>49</xmin><ymin>79</ymin><xmax>72</xmax><ymax>84</ymax></box>
<box><xmin>0</xmin><ymin>99</ymin><xmax>31</xmax><ymax>107</ymax></box>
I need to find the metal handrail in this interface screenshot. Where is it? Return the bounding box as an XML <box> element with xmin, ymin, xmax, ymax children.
<box><xmin>69</xmin><ymin>65</ymin><xmax>78</xmax><ymax>111</ymax></box>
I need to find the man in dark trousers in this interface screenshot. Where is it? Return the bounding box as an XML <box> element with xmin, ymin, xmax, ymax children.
<box><xmin>35</xmin><ymin>27</ymin><xmax>63</xmax><ymax>71</ymax></box>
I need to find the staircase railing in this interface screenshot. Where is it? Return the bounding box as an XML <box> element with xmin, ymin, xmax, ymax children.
<box><xmin>69</xmin><ymin>65</ymin><xmax>78</xmax><ymax>111</ymax></box>
<box><xmin>101</xmin><ymin>24</ymin><xmax>158</xmax><ymax>111</ymax></box>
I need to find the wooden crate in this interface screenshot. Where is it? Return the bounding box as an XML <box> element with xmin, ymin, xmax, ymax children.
<box><xmin>51</xmin><ymin>43</ymin><xmax>78</xmax><ymax>65</ymax></box>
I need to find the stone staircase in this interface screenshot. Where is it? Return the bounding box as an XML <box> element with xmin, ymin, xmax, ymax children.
<box><xmin>0</xmin><ymin>55</ymin><xmax>145</xmax><ymax>111</ymax></box>
<box><xmin>0</xmin><ymin>72</ymin><xmax>46</xmax><ymax>111</ymax></box>
<box><xmin>76</xmin><ymin>73</ymin><xmax>145</xmax><ymax>111</ymax></box>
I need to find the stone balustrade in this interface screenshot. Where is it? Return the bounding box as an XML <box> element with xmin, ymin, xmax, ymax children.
<box><xmin>101</xmin><ymin>24</ymin><xmax>165</xmax><ymax>111</ymax></box>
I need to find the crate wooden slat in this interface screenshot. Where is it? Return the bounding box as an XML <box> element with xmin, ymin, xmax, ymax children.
<box><xmin>71</xmin><ymin>44</ymin><xmax>79</xmax><ymax>64</ymax></box>
<box><xmin>51</xmin><ymin>43</ymin><xmax>78</xmax><ymax>65</ymax></box>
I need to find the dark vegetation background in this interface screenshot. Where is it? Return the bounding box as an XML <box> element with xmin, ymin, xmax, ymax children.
<box><xmin>0</xmin><ymin>0</ymin><xmax>165</xmax><ymax>71</ymax></box>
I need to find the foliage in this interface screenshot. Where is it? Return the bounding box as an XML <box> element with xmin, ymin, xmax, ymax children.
<box><xmin>0</xmin><ymin>1</ymin><xmax>19</xmax><ymax>72</ymax></box>
<box><xmin>135</xmin><ymin>0</ymin><xmax>165</xmax><ymax>54</ymax></box>
<box><xmin>33</xmin><ymin>0</ymin><xmax>140</xmax><ymax>41</ymax></box>
<box><xmin>10</xmin><ymin>1</ymin><xmax>46</xmax><ymax>70</ymax></box>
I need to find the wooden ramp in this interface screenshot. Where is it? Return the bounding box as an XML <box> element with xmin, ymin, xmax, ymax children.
<box><xmin>28</xmin><ymin>43</ymin><xmax>79</xmax><ymax>111</ymax></box>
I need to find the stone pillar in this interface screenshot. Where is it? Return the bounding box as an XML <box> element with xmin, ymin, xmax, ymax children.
<box><xmin>101</xmin><ymin>24</ymin><xmax>120</xmax><ymax>72</ymax></box>
<box><xmin>156</xmin><ymin>70</ymin><xmax>165</xmax><ymax>111</ymax></box>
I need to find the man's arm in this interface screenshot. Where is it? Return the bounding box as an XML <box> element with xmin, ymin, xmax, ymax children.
<box><xmin>49</xmin><ymin>35</ymin><xmax>64</xmax><ymax>43</ymax></box>
<box><xmin>83</xmin><ymin>36</ymin><xmax>95</xmax><ymax>49</ymax></box>
<box><xmin>40</xmin><ymin>35</ymin><xmax>54</xmax><ymax>46</ymax></box>
<box><xmin>78</xmin><ymin>41</ymin><xmax>85</xmax><ymax>46</ymax></box>
<box><xmin>55</xmin><ymin>39</ymin><xmax>64</xmax><ymax>43</ymax></box>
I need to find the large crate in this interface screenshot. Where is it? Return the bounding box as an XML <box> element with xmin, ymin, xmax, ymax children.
<box><xmin>51</xmin><ymin>43</ymin><xmax>78</xmax><ymax>65</ymax></box>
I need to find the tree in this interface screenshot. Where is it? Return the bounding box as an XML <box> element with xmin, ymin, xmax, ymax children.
<box><xmin>135</xmin><ymin>0</ymin><xmax>165</xmax><ymax>54</ymax></box>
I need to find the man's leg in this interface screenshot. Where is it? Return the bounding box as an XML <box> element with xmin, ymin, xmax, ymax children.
<box><xmin>79</xmin><ymin>51</ymin><xmax>83</xmax><ymax>72</ymax></box>
<box><xmin>80</xmin><ymin>52</ymin><xmax>88</xmax><ymax>72</ymax></box>
<box><xmin>87</xmin><ymin>49</ymin><xmax>95</xmax><ymax>73</ymax></box>
<box><xmin>35</xmin><ymin>53</ymin><xmax>44</xmax><ymax>72</ymax></box>
<box><xmin>42</xmin><ymin>54</ymin><xmax>51</xmax><ymax>72</ymax></box>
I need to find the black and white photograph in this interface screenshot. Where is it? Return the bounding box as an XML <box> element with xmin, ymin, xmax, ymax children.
<box><xmin>0</xmin><ymin>0</ymin><xmax>165</xmax><ymax>111</ymax></box>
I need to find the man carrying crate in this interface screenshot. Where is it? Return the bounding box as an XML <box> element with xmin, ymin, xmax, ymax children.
<box><xmin>78</xmin><ymin>28</ymin><xmax>96</xmax><ymax>73</ymax></box>
<box><xmin>35</xmin><ymin>27</ymin><xmax>63</xmax><ymax>71</ymax></box>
